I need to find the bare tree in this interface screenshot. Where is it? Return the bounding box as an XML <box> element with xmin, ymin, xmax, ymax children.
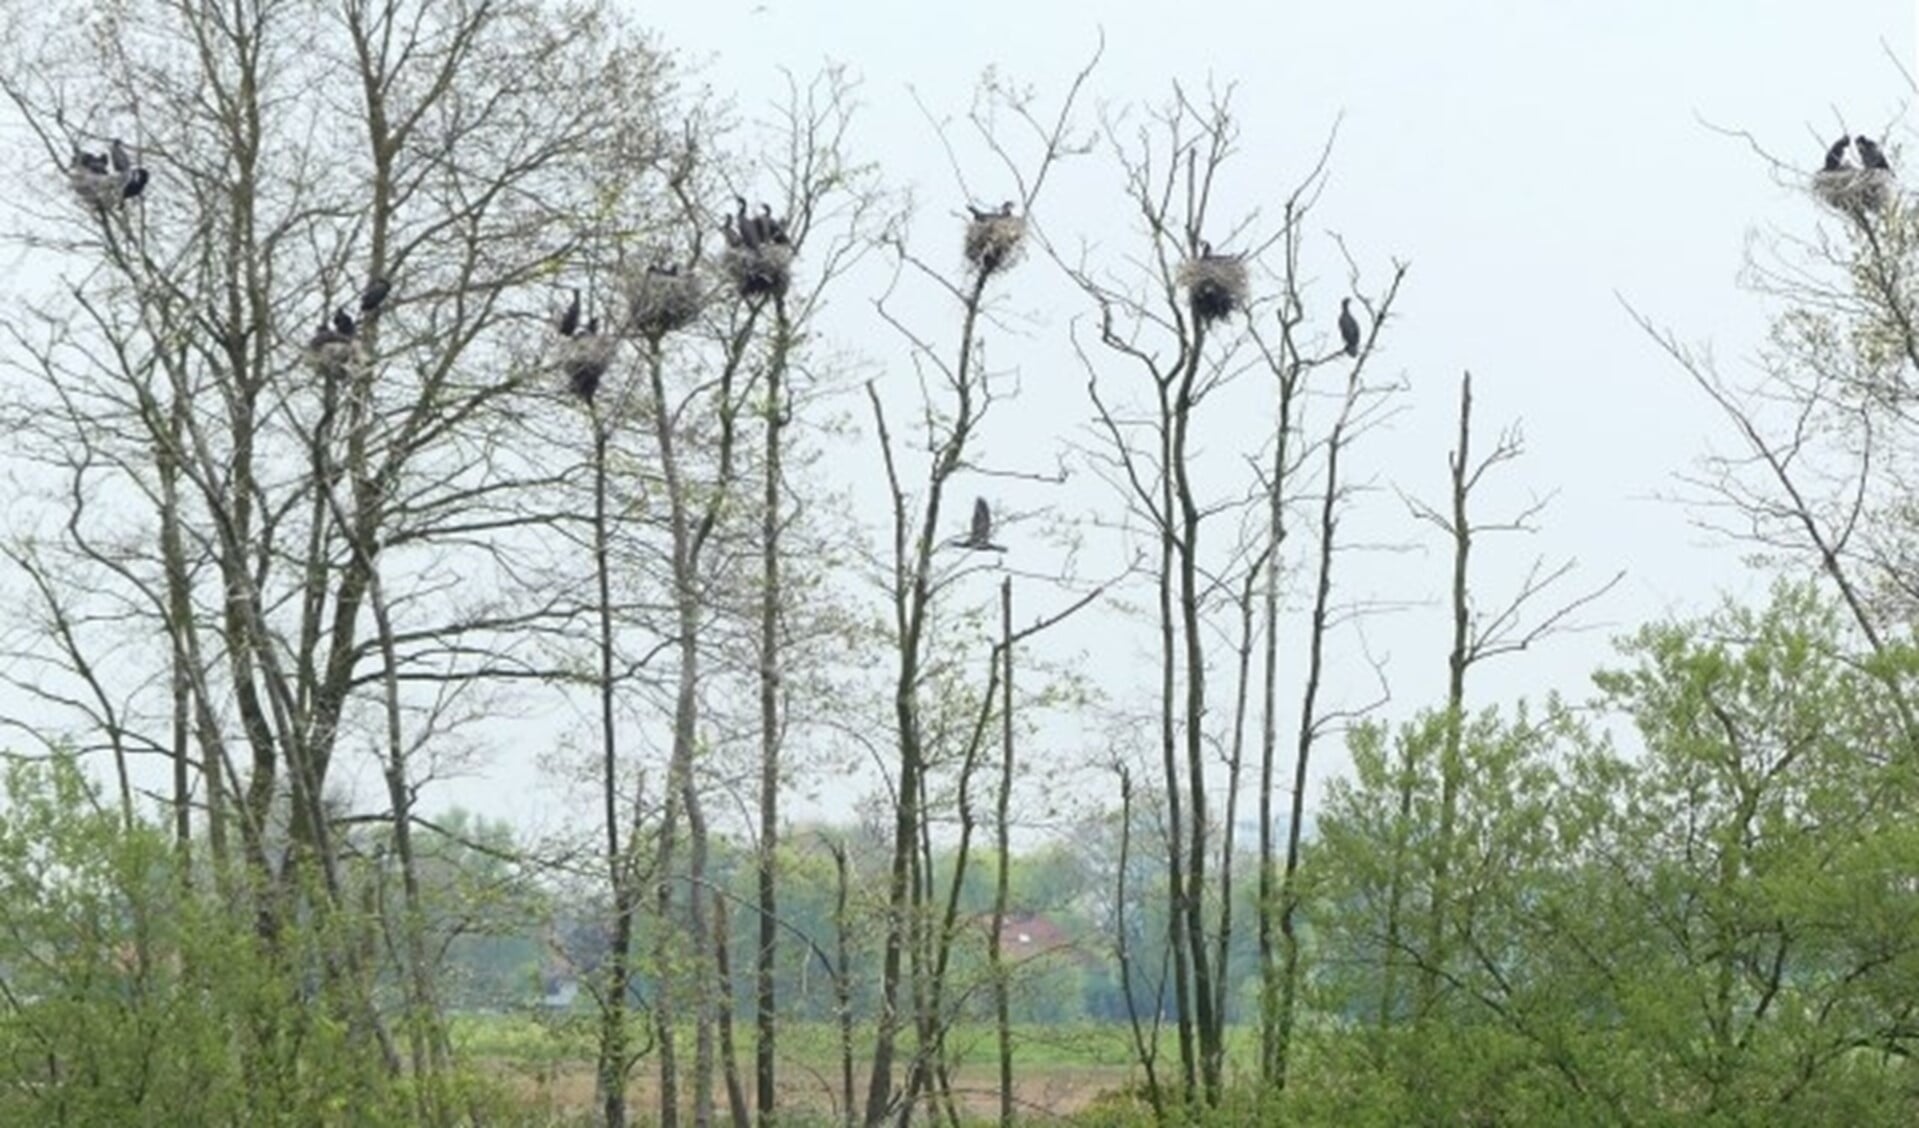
<box><xmin>859</xmin><ymin>54</ymin><xmax>1097</xmax><ymax>1127</ymax></box>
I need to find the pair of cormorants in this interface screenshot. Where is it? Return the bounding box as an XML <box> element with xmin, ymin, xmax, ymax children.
<box><xmin>306</xmin><ymin>277</ymin><xmax>393</xmax><ymax>354</ymax></box>
<box><xmin>72</xmin><ymin>138</ymin><xmax>150</xmax><ymax>201</ymax></box>
<box><xmin>723</xmin><ymin>197</ymin><xmax>790</xmax><ymax>250</ymax></box>
<box><xmin>1824</xmin><ymin>134</ymin><xmax>1891</xmax><ymax>173</ymax></box>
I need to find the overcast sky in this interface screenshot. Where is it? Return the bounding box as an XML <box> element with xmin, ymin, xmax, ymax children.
<box><xmin>12</xmin><ymin>2</ymin><xmax>1911</xmax><ymax>834</ymax></box>
<box><xmin>427</xmin><ymin>0</ymin><xmax>1904</xmax><ymax>835</ymax></box>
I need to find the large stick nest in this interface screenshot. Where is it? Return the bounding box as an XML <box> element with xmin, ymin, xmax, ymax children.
<box><xmin>964</xmin><ymin>215</ymin><xmax>1027</xmax><ymax>276</ymax></box>
<box><xmin>623</xmin><ymin>268</ymin><xmax>705</xmax><ymax>339</ymax></box>
<box><xmin>1177</xmin><ymin>255</ymin><xmax>1250</xmax><ymax>325</ymax></box>
<box><xmin>303</xmin><ymin>338</ymin><xmax>358</xmax><ymax>375</ymax></box>
<box><xmin>722</xmin><ymin>244</ymin><xmax>794</xmax><ymax>300</ymax></box>
<box><xmin>559</xmin><ymin>333</ymin><xmax>619</xmax><ymax>402</ymax></box>
<box><xmin>1814</xmin><ymin>167</ymin><xmax>1895</xmax><ymax>216</ymax></box>
<box><xmin>67</xmin><ymin>166</ymin><xmax>126</xmax><ymax>211</ymax></box>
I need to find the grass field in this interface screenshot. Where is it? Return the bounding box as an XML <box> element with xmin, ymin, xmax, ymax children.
<box><xmin>452</xmin><ymin>1015</ymin><xmax>1160</xmax><ymax>1122</ymax></box>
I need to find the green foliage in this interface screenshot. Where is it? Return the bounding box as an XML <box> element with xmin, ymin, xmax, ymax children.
<box><xmin>1300</xmin><ymin>583</ymin><xmax>1919</xmax><ymax>1125</ymax></box>
<box><xmin>0</xmin><ymin>755</ymin><xmax>433</xmax><ymax>1125</ymax></box>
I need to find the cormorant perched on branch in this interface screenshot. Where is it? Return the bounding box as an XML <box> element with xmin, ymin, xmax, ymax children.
<box><xmin>109</xmin><ymin>138</ymin><xmax>131</xmax><ymax>174</ymax></box>
<box><xmin>359</xmin><ymin>277</ymin><xmax>392</xmax><ymax>314</ymax></box>
<box><xmin>332</xmin><ymin>308</ymin><xmax>356</xmax><ymax>337</ymax></box>
<box><xmin>1857</xmin><ymin>135</ymin><xmax>1892</xmax><ymax>172</ymax></box>
<box><xmin>1338</xmin><ymin>298</ymin><xmax>1361</xmax><ymax>358</ymax></box>
<box><xmin>556</xmin><ymin>288</ymin><xmax>582</xmax><ymax>338</ymax></box>
<box><xmin>121</xmin><ymin>168</ymin><xmax>149</xmax><ymax>199</ymax></box>
<box><xmin>1824</xmin><ymin>136</ymin><xmax>1853</xmax><ymax>172</ymax></box>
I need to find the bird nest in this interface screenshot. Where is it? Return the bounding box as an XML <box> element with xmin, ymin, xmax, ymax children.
<box><xmin>559</xmin><ymin>334</ymin><xmax>618</xmax><ymax>402</ymax></box>
<box><xmin>67</xmin><ymin>166</ymin><xmax>126</xmax><ymax>211</ymax></box>
<box><xmin>1813</xmin><ymin>167</ymin><xmax>1895</xmax><ymax>216</ymax></box>
<box><xmin>1178</xmin><ymin>255</ymin><xmax>1250</xmax><ymax>325</ymax></box>
<box><xmin>722</xmin><ymin>244</ymin><xmax>794</xmax><ymax>300</ymax></box>
<box><xmin>623</xmin><ymin>268</ymin><xmax>705</xmax><ymax>339</ymax></box>
<box><xmin>964</xmin><ymin>215</ymin><xmax>1027</xmax><ymax>276</ymax></box>
<box><xmin>304</xmin><ymin>339</ymin><xmax>357</xmax><ymax>375</ymax></box>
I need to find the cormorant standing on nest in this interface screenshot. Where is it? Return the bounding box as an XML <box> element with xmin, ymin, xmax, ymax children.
<box><xmin>1824</xmin><ymin>136</ymin><xmax>1852</xmax><ymax>172</ymax></box>
<box><xmin>759</xmin><ymin>203</ymin><xmax>790</xmax><ymax>246</ymax></box>
<box><xmin>109</xmin><ymin>139</ymin><xmax>131</xmax><ymax>174</ymax></box>
<box><xmin>557</xmin><ymin>288</ymin><xmax>582</xmax><ymax>338</ymax></box>
<box><xmin>1857</xmin><ymin>135</ymin><xmax>1892</xmax><ymax>172</ymax></box>
<box><xmin>969</xmin><ymin>201</ymin><xmax>1017</xmax><ymax>222</ymax></box>
<box><xmin>74</xmin><ymin>148</ymin><xmax>109</xmax><ymax>174</ymax></box>
<box><xmin>1338</xmin><ymin>298</ymin><xmax>1361</xmax><ymax>358</ymax></box>
<box><xmin>308</xmin><ymin>317</ymin><xmax>353</xmax><ymax>350</ymax></box>
<box><xmin>735</xmin><ymin>196</ymin><xmax>757</xmax><ymax>249</ymax></box>
<box><xmin>359</xmin><ymin>277</ymin><xmax>392</xmax><ymax>314</ymax></box>
<box><xmin>121</xmin><ymin>168</ymin><xmax>149</xmax><ymax>199</ymax></box>
<box><xmin>332</xmin><ymin>308</ymin><xmax>356</xmax><ymax>338</ymax></box>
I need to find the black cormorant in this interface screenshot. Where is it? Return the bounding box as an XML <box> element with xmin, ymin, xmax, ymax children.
<box><xmin>1824</xmin><ymin>136</ymin><xmax>1852</xmax><ymax>172</ymax></box>
<box><xmin>961</xmin><ymin>496</ymin><xmax>1006</xmax><ymax>552</ymax></box>
<box><xmin>1857</xmin><ymin>135</ymin><xmax>1891</xmax><ymax>172</ymax></box>
<box><xmin>735</xmin><ymin>196</ymin><xmax>757</xmax><ymax>248</ymax></box>
<box><xmin>110</xmin><ymin>138</ymin><xmax>130</xmax><ymax>174</ymax></box>
<box><xmin>759</xmin><ymin>203</ymin><xmax>789</xmax><ymax>246</ymax></box>
<box><xmin>308</xmin><ymin>316</ymin><xmax>352</xmax><ymax>352</ymax></box>
<box><xmin>332</xmin><ymin>308</ymin><xmax>356</xmax><ymax>337</ymax></box>
<box><xmin>359</xmin><ymin>276</ymin><xmax>392</xmax><ymax>313</ymax></box>
<box><xmin>121</xmin><ymin>168</ymin><xmax>149</xmax><ymax>199</ymax></box>
<box><xmin>557</xmin><ymin>288</ymin><xmax>581</xmax><ymax>338</ymax></box>
<box><xmin>1338</xmin><ymin>298</ymin><xmax>1361</xmax><ymax>358</ymax></box>
<box><xmin>75</xmin><ymin>149</ymin><xmax>109</xmax><ymax>174</ymax></box>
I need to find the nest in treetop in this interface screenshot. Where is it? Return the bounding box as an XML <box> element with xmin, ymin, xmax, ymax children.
<box><xmin>303</xmin><ymin>338</ymin><xmax>357</xmax><ymax>376</ymax></box>
<box><xmin>1813</xmin><ymin>167</ymin><xmax>1894</xmax><ymax>216</ymax></box>
<box><xmin>1177</xmin><ymin>253</ymin><xmax>1249</xmax><ymax>325</ymax></box>
<box><xmin>559</xmin><ymin>333</ymin><xmax>619</xmax><ymax>402</ymax></box>
<box><xmin>722</xmin><ymin>244</ymin><xmax>793</xmax><ymax>300</ymax></box>
<box><xmin>964</xmin><ymin>214</ymin><xmax>1027</xmax><ymax>276</ymax></box>
<box><xmin>623</xmin><ymin>266</ymin><xmax>705</xmax><ymax>339</ymax></box>
<box><xmin>67</xmin><ymin>166</ymin><xmax>125</xmax><ymax>211</ymax></box>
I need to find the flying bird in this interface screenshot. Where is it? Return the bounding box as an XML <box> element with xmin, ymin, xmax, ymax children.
<box><xmin>959</xmin><ymin>496</ymin><xmax>1007</xmax><ymax>553</ymax></box>
<box><xmin>556</xmin><ymin>288</ymin><xmax>582</xmax><ymax>338</ymax></box>
<box><xmin>121</xmin><ymin>168</ymin><xmax>150</xmax><ymax>200</ymax></box>
<box><xmin>1857</xmin><ymin>135</ymin><xmax>1892</xmax><ymax>172</ymax></box>
<box><xmin>1823</xmin><ymin>136</ymin><xmax>1852</xmax><ymax>172</ymax></box>
<box><xmin>1338</xmin><ymin>298</ymin><xmax>1361</xmax><ymax>358</ymax></box>
<box><xmin>359</xmin><ymin>276</ymin><xmax>392</xmax><ymax>314</ymax></box>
